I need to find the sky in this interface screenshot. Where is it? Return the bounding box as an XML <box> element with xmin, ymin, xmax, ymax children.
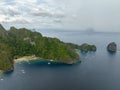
<box><xmin>0</xmin><ymin>0</ymin><xmax>120</xmax><ymax>31</ymax></box>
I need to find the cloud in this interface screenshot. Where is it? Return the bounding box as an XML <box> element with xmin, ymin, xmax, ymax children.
<box><xmin>30</xmin><ymin>7</ymin><xmax>65</xmax><ymax>18</ymax></box>
<box><xmin>30</xmin><ymin>8</ymin><xmax>52</xmax><ymax>17</ymax></box>
<box><xmin>0</xmin><ymin>14</ymin><xmax>7</xmax><ymax>23</ymax></box>
<box><xmin>1</xmin><ymin>0</ymin><xmax>120</xmax><ymax>31</ymax></box>
<box><xmin>1</xmin><ymin>5</ymin><xmax>21</xmax><ymax>16</ymax></box>
<box><xmin>0</xmin><ymin>0</ymin><xmax>65</xmax><ymax>29</ymax></box>
<box><xmin>3</xmin><ymin>18</ymin><xmax>30</xmax><ymax>24</ymax></box>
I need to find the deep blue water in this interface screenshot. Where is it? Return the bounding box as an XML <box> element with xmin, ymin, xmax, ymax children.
<box><xmin>0</xmin><ymin>31</ymin><xmax>120</xmax><ymax>90</ymax></box>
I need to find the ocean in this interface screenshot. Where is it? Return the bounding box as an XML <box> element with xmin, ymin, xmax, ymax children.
<box><xmin>0</xmin><ymin>31</ymin><xmax>120</xmax><ymax>90</ymax></box>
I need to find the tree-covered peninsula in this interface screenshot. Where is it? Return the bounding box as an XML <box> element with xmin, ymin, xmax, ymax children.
<box><xmin>0</xmin><ymin>24</ymin><xmax>96</xmax><ymax>72</ymax></box>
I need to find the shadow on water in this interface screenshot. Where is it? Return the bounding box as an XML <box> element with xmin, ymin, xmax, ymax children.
<box><xmin>80</xmin><ymin>51</ymin><xmax>96</xmax><ymax>56</ymax></box>
<box><xmin>4</xmin><ymin>70</ymin><xmax>13</xmax><ymax>74</ymax></box>
<box><xmin>107</xmin><ymin>51</ymin><xmax>116</xmax><ymax>58</ymax></box>
<box><xmin>3</xmin><ymin>70</ymin><xmax>14</xmax><ymax>77</ymax></box>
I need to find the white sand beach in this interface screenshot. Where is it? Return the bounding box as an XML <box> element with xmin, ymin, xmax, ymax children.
<box><xmin>14</xmin><ymin>55</ymin><xmax>41</xmax><ymax>63</ymax></box>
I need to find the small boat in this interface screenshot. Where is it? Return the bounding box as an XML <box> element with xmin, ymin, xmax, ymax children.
<box><xmin>0</xmin><ymin>79</ymin><xmax>3</xmax><ymax>81</ymax></box>
<box><xmin>22</xmin><ymin>72</ymin><xmax>25</xmax><ymax>74</ymax></box>
<box><xmin>48</xmin><ymin>62</ymin><xmax>51</xmax><ymax>65</ymax></box>
<box><xmin>21</xmin><ymin>70</ymin><xmax>26</xmax><ymax>74</ymax></box>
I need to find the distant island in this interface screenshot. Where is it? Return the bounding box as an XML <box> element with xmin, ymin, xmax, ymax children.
<box><xmin>0</xmin><ymin>24</ymin><xmax>96</xmax><ymax>72</ymax></box>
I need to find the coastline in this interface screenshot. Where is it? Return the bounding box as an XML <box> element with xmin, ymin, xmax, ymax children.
<box><xmin>0</xmin><ymin>55</ymin><xmax>81</xmax><ymax>74</ymax></box>
<box><xmin>0</xmin><ymin>70</ymin><xmax>3</xmax><ymax>75</ymax></box>
<box><xmin>14</xmin><ymin>55</ymin><xmax>41</xmax><ymax>63</ymax></box>
<box><xmin>14</xmin><ymin>55</ymin><xmax>59</xmax><ymax>64</ymax></box>
<box><xmin>14</xmin><ymin>55</ymin><xmax>80</xmax><ymax>64</ymax></box>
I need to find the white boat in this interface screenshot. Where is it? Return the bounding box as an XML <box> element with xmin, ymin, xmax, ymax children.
<box><xmin>48</xmin><ymin>62</ymin><xmax>51</xmax><ymax>65</ymax></box>
<box><xmin>0</xmin><ymin>79</ymin><xmax>3</xmax><ymax>81</ymax></box>
<box><xmin>22</xmin><ymin>72</ymin><xmax>25</xmax><ymax>74</ymax></box>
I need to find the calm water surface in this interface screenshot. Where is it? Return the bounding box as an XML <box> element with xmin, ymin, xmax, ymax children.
<box><xmin>0</xmin><ymin>31</ymin><xmax>120</xmax><ymax>90</ymax></box>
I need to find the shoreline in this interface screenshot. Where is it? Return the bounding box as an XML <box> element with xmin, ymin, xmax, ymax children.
<box><xmin>0</xmin><ymin>70</ymin><xmax>4</xmax><ymax>75</ymax></box>
<box><xmin>14</xmin><ymin>55</ymin><xmax>58</xmax><ymax>64</ymax></box>
<box><xmin>14</xmin><ymin>55</ymin><xmax>41</xmax><ymax>63</ymax></box>
<box><xmin>14</xmin><ymin>55</ymin><xmax>79</xmax><ymax>64</ymax></box>
<box><xmin>0</xmin><ymin>70</ymin><xmax>3</xmax><ymax>73</ymax></box>
<box><xmin>0</xmin><ymin>55</ymin><xmax>80</xmax><ymax>73</ymax></box>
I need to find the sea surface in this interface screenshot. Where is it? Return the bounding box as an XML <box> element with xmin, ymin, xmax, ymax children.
<box><xmin>0</xmin><ymin>31</ymin><xmax>120</xmax><ymax>90</ymax></box>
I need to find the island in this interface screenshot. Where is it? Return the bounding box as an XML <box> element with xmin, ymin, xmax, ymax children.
<box><xmin>0</xmin><ymin>24</ymin><xmax>96</xmax><ymax>72</ymax></box>
<box><xmin>107</xmin><ymin>42</ymin><xmax>117</xmax><ymax>52</ymax></box>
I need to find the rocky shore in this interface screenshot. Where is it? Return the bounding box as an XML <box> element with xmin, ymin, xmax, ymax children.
<box><xmin>107</xmin><ymin>42</ymin><xmax>117</xmax><ymax>52</ymax></box>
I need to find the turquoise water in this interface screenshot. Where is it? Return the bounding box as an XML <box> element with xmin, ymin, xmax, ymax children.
<box><xmin>0</xmin><ymin>31</ymin><xmax>120</xmax><ymax>90</ymax></box>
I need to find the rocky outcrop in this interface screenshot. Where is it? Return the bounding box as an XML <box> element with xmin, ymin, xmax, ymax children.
<box><xmin>80</xmin><ymin>43</ymin><xmax>96</xmax><ymax>52</ymax></box>
<box><xmin>107</xmin><ymin>42</ymin><xmax>117</xmax><ymax>52</ymax></box>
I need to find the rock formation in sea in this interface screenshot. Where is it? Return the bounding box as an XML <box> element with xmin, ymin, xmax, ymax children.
<box><xmin>107</xmin><ymin>42</ymin><xmax>117</xmax><ymax>52</ymax></box>
<box><xmin>80</xmin><ymin>43</ymin><xmax>96</xmax><ymax>52</ymax></box>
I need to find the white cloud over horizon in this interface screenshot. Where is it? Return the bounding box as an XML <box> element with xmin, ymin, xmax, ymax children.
<box><xmin>0</xmin><ymin>0</ymin><xmax>120</xmax><ymax>31</ymax></box>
